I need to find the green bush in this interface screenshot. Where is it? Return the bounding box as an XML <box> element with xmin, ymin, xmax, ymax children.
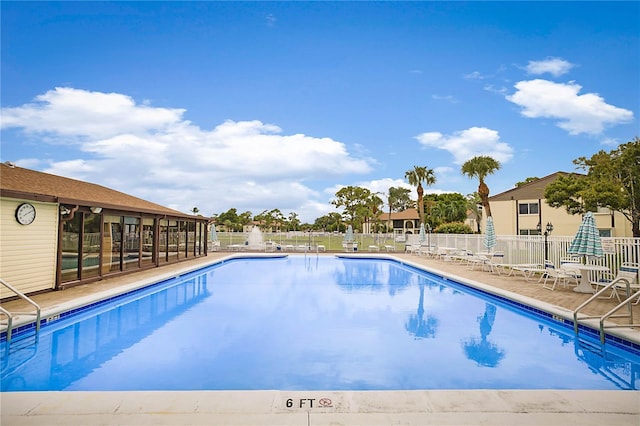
<box><xmin>434</xmin><ymin>222</ymin><xmax>473</xmax><ymax>234</ymax></box>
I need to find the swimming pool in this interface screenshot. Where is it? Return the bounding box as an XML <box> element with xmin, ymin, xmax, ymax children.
<box><xmin>2</xmin><ymin>255</ymin><xmax>639</xmax><ymax>391</ymax></box>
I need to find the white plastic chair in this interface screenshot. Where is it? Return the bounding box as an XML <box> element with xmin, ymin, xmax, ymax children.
<box><xmin>541</xmin><ymin>260</ymin><xmax>577</xmax><ymax>291</ymax></box>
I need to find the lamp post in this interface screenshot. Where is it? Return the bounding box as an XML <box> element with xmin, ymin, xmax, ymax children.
<box><xmin>537</xmin><ymin>221</ymin><xmax>554</xmax><ymax>260</ymax></box>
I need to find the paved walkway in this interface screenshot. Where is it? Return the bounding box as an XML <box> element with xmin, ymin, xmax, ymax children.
<box><xmin>2</xmin><ymin>252</ymin><xmax>639</xmax><ymax>425</ymax></box>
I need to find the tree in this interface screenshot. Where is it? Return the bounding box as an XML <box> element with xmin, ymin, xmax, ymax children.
<box><xmin>545</xmin><ymin>138</ymin><xmax>640</xmax><ymax>237</ymax></box>
<box><xmin>461</xmin><ymin>156</ymin><xmax>501</xmax><ymax>218</ymax></box>
<box><xmin>405</xmin><ymin>166</ymin><xmax>436</xmax><ymax>225</ymax></box>
<box><xmin>218</xmin><ymin>208</ymin><xmax>241</xmax><ymax>231</ymax></box>
<box><xmin>544</xmin><ymin>173</ymin><xmax>587</xmax><ymax>215</ymax></box>
<box><xmin>288</xmin><ymin>212</ymin><xmax>300</xmax><ymax>231</ymax></box>
<box><xmin>364</xmin><ymin>192</ymin><xmax>384</xmax><ymax>232</ymax></box>
<box><xmin>386</xmin><ymin>186</ymin><xmax>412</xmax><ymax>230</ymax></box>
<box><xmin>238</xmin><ymin>211</ymin><xmax>253</xmax><ymax>228</ymax></box>
<box><xmin>515</xmin><ymin>177</ymin><xmax>540</xmax><ymax>187</ymax></box>
<box><xmin>312</xmin><ymin>212</ymin><xmax>343</xmax><ymax>232</ymax></box>
<box><xmin>431</xmin><ymin>193</ymin><xmax>468</xmax><ymax>224</ymax></box>
<box><xmin>466</xmin><ymin>192</ymin><xmax>483</xmax><ymax>233</ymax></box>
<box><xmin>190</xmin><ymin>207</ymin><xmax>199</xmax><ymax>215</ymax></box>
<box><xmin>331</xmin><ymin>186</ymin><xmax>375</xmax><ymax>230</ymax></box>
<box><xmin>254</xmin><ymin>208</ymin><xmax>285</xmax><ymax>232</ymax></box>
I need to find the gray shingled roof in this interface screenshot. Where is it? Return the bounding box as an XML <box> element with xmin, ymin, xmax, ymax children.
<box><xmin>1</xmin><ymin>162</ymin><xmax>191</xmax><ymax>217</ymax></box>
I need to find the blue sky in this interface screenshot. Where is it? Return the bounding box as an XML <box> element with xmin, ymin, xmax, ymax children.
<box><xmin>2</xmin><ymin>1</ymin><xmax>638</xmax><ymax>222</ymax></box>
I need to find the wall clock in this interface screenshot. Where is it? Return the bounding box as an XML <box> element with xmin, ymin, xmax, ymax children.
<box><xmin>15</xmin><ymin>203</ymin><xmax>36</xmax><ymax>225</ymax></box>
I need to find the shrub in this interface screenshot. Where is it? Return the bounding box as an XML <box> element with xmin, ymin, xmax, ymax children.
<box><xmin>435</xmin><ymin>222</ymin><xmax>473</xmax><ymax>234</ymax></box>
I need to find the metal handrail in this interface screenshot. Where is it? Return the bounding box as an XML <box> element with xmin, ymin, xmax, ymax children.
<box><xmin>598</xmin><ymin>288</ymin><xmax>640</xmax><ymax>343</ymax></box>
<box><xmin>572</xmin><ymin>277</ymin><xmax>636</xmax><ymax>343</ymax></box>
<box><xmin>0</xmin><ymin>278</ymin><xmax>41</xmax><ymax>343</ymax></box>
<box><xmin>0</xmin><ymin>306</ymin><xmax>14</xmax><ymax>342</ymax></box>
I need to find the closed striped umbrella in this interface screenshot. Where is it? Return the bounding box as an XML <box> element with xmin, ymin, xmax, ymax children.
<box><xmin>568</xmin><ymin>212</ymin><xmax>603</xmax><ymax>259</ymax></box>
<box><xmin>210</xmin><ymin>224</ymin><xmax>218</xmax><ymax>242</ymax></box>
<box><xmin>344</xmin><ymin>225</ymin><xmax>354</xmax><ymax>243</ymax></box>
<box><xmin>419</xmin><ymin>223</ymin><xmax>426</xmax><ymax>243</ymax></box>
<box><xmin>483</xmin><ymin>216</ymin><xmax>497</xmax><ymax>251</ymax></box>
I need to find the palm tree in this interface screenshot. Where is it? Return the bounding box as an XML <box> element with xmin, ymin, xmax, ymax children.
<box><xmin>461</xmin><ymin>156</ymin><xmax>501</xmax><ymax>218</ymax></box>
<box><xmin>466</xmin><ymin>192</ymin><xmax>483</xmax><ymax>233</ymax></box>
<box><xmin>405</xmin><ymin>166</ymin><xmax>436</xmax><ymax>225</ymax></box>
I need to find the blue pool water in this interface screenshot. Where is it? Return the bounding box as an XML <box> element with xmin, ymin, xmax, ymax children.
<box><xmin>2</xmin><ymin>256</ymin><xmax>639</xmax><ymax>391</ymax></box>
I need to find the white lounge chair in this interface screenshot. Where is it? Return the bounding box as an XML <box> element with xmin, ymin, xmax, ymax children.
<box><xmin>508</xmin><ymin>263</ymin><xmax>546</xmax><ymax>281</ymax></box>
<box><xmin>467</xmin><ymin>253</ymin><xmax>490</xmax><ymax>271</ymax></box>
<box><xmin>592</xmin><ymin>262</ymin><xmax>639</xmax><ymax>302</ymax></box>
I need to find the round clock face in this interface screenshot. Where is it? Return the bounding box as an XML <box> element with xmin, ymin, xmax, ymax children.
<box><xmin>15</xmin><ymin>203</ymin><xmax>36</xmax><ymax>225</ymax></box>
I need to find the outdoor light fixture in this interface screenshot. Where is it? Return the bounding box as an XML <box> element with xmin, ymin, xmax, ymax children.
<box><xmin>537</xmin><ymin>221</ymin><xmax>554</xmax><ymax>260</ymax></box>
<box><xmin>59</xmin><ymin>205</ymin><xmax>71</xmax><ymax>215</ymax></box>
<box><xmin>545</xmin><ymin>222</ymin><xmax>554</xmax><ymax>235</ymax></box>
<box><xmin>90</xmin><ymin>206</ymin><xmax>103</xmax><ymax>214</ymax></box>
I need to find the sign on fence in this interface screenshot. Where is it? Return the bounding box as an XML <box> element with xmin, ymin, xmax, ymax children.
<box><xmin>601</xmin><ymin>239</ymin><xmax>616</xmax><ymax>255</ymax></box>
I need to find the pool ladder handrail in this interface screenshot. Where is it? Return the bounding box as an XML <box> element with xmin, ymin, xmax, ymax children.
<box><xmin>572</xmin><ymin>276</ymin><xmax>639</xmax><ymax>343</ymax></box>
<box><xmin>0</xmin><ymin>278</ymin><xmax>41</xmax><ymax>343</ymax></box>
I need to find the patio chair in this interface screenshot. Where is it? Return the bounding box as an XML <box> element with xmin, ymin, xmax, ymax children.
<box><xmin>560</xmin><ymin>257</ymin><xmax>582</xmax><ymax>282</ymax></box>
<box><xmin>467</xmin><ymin>253</ymin><xmax>490</xmax><ymax>271</ymax></box>
<box><xmin>406</xmin><ymin>244</ymin><xmax>421</xmax><ymax>254</ymax></box>
<box><xmin>450</xmin><ymin>249</ymin><xmax>473</xmax><ymax>265</ymax></box>
<box><xmin>485</xmin><ymin>251</ymin><xmax>506</xmax><ymax>274</ymax></box>
<box><xmin>541</xmin><ymin>260</ymin><xmax>578</xmax><ymax>291</ymax></box>
<box><xmin>592</xmin><ymin>262</ymin><xmax>639</xmax><ymax>302</ymax></box>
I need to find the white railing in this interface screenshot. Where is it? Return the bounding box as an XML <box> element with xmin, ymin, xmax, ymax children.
<box><xmin>210</xmin><ymin>231</ymin><xmax>639</xmax><ymax>277</ymax></box>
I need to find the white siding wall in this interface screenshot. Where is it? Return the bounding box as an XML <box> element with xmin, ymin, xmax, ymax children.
<box><xmin>0</xmin><ymin>198</ymin><xmax>58</xmax><ymax>298</ymax></box>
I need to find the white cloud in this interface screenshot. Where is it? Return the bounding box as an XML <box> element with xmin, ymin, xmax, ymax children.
<box><xmin>464</xmin><ymin>71</ymin><xmax>486</xmax><ymax>80</ymax></box>
<box><xmin>506</xmin><ymin>79</ymin><xmax>634</xmax><ymax>135</ymax></box>
<box><xmin>415</xmin><ymin>127</ymin><xmax>514</xmax><ymax>165</ymax></box>
<box><xmin>362</xmin><ymin>178</ymin><xmax>413</xmax><ymax>197</ymax></box>
<box><xmin>265</xmin><ymin>13</ymin><xmax>277</xmax><ymax>27</ymax></box>
<box><xmin>431</xmin><ymin>94</ymin><xmax>459</xmax><ymax>104</ymax></box>
<box><xmin>526</xmin><ymin>58</ymin><xmax>574</xmax><ymax>77</ymax></box>
<box><xmin>483</xmin><ymin>84</ymin><xmax>508</xmax><ymax>95</ymax></box>
<box><xmin>1</xmin><ymin>87</ymin><xmax>184</xmax><ymax>138</ymax></box>
<box><xmin>2</xmin><ymin>87</ymin><xmax>373</xmax><ymax>222</ymax></box>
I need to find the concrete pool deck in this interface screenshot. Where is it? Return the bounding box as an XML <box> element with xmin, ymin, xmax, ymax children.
<box><xmin>2</xmin><ymin>252</ymin><xmax>640</xmax><ymax>425</ymax></box>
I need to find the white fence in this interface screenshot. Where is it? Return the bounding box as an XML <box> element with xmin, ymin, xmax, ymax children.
<box><xmin>409</xmin><ymin>233</ymin><xmax>640</xmax><ymax>278</ymax></box>
<box><xmin>212</xmin><ymin>231</ymin><xmax>639</xmax><ymax>278</ymax></box>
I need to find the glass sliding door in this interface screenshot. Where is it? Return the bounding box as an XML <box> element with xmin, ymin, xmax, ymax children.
<box><xmin>168</xmin><ymin>220</ymin><xmax>179</xmax><ymax>262</ymax></box>
<box><xmin>61</xmin><ymin>214</ymin><xmax>81</xmax><ymax>282</ymax></box>
<box><xmin>123</xmin><ymin>216</ymin><xmax>140</xmax><ymax>271</ymax></box>
<box><xmin>141</xmin><ymin>218</ymin><xmax>155</xmax><ymax>268</ymax></box>
<box><xmin>159</xmin><ymin>219</ymin><xmax>168</xmax><ymax>264</ymax></box>
<box><xmin>195</xmin><ymin>221</ymin><xmax>203</xmax><ymax>255</ymax></box>
<box><xmin>178</xmin><ymin>220</ymin><xmax>187</xmax><ymax>258</ymax></box>
<box><xmin>82</xmin><ymin>212</ymin><xmax>101</xmax><ymax>279</ymax></box>
<box><xmin>104</xmin><ymin>215</ymin><xmax>123</xmax><ymax>273</ymax></box>
<box><xmin>186</xmin><ymin>221</ymin><xmax>195</xmax><ymax>257</ymax></box>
